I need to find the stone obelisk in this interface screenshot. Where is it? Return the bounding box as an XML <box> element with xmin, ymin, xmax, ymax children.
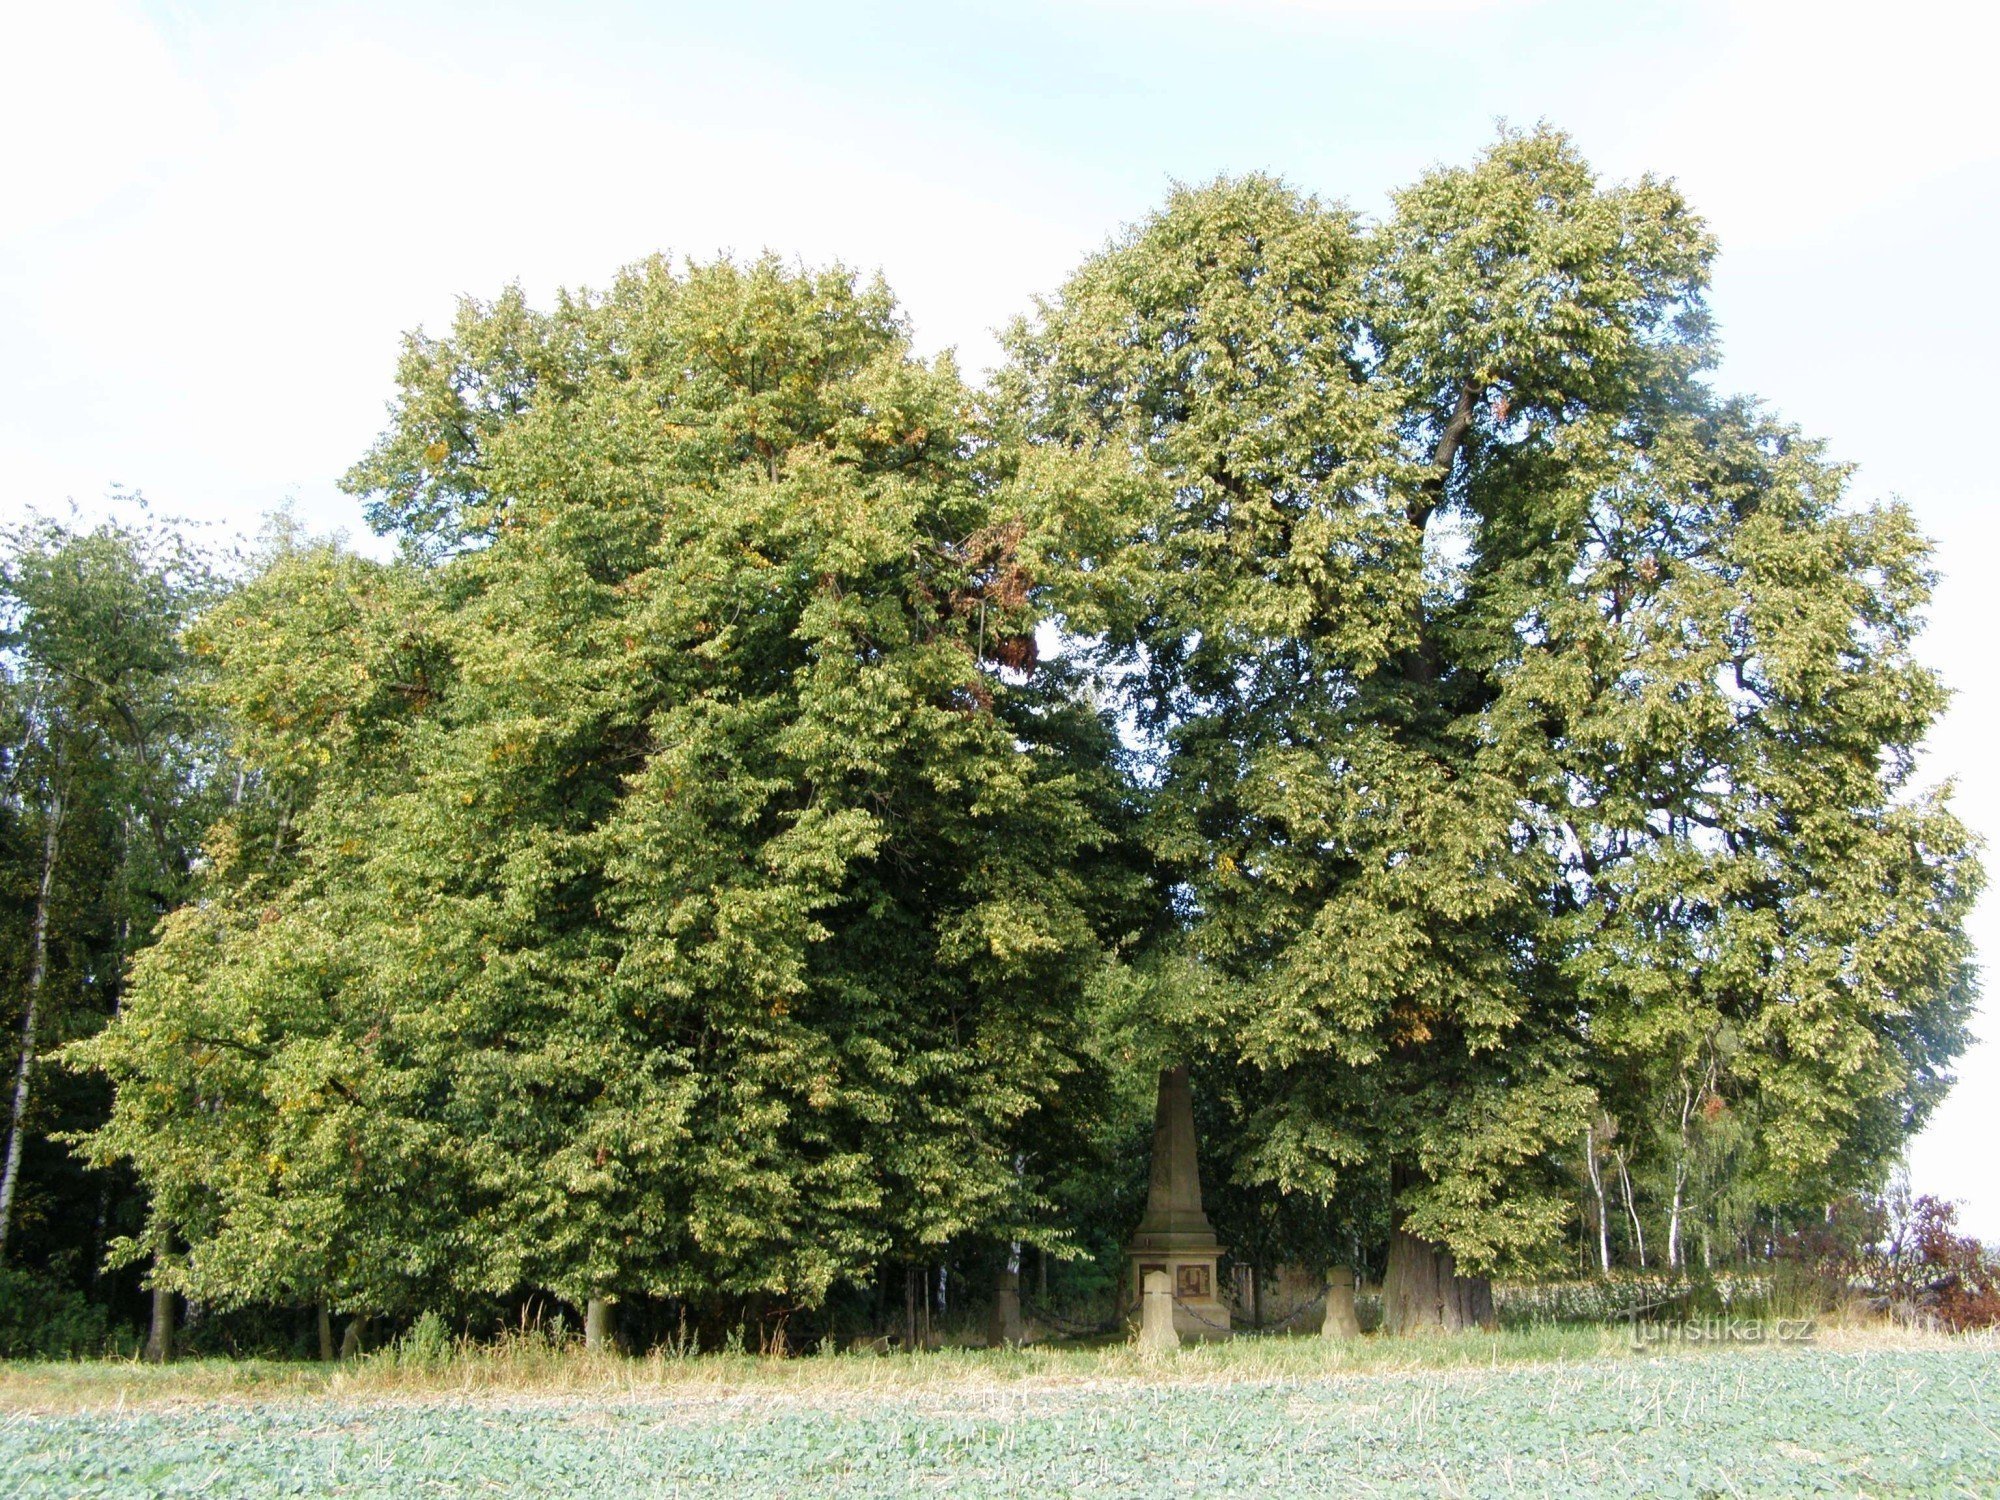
<box><xmin>1125</xmin><ymin>1065</ymin><xmax>1231</xmax><ymax>1338</ymax></box>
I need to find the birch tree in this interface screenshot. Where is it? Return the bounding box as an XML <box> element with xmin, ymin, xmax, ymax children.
<box><xmin>1</xmin><ymin>517</ymin><xmax>221</xmax><ymax>1368</ymax></box>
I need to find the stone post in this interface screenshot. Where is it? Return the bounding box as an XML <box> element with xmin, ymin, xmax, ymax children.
<box><xmin>1322</xmin><ymin>1264</ymin><xmax>1362</xmax><ymax>1339</ymax></box>
<box><xmin>1138</xmin><ymin>1270</ymin><xmax>1179</xmax><ymax>1352</ymax></box>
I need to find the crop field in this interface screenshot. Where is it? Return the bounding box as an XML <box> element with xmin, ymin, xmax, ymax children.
<box><xmin>2</xmin><ymin>1333</ymin><xmax>1995</xmax><ymax>1497</ymax></box>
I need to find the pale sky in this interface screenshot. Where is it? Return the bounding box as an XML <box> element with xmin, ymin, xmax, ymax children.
<box><xmin>3</xmin><ymin>0</ymin><xmax>1994</xmax><ymax>1237</ymax></box>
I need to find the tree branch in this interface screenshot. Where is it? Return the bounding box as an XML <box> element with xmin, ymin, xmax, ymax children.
<box><xmin>1409</xmin><ymin>380</ymin><xmax>1480</xmax><ymax>530</ymax></box>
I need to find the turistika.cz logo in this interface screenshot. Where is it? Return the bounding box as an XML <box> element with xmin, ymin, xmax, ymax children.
<box><xmin>1628</xmin><ymin>1316</ymin><xmax>1816</xmax><ymax>1348</ymax></box>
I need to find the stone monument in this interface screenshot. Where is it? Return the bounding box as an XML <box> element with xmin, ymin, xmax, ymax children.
<box><xmin>1125</xmin><ymin>1064</ymin><xmax>1231</xmax><ymax>1338</ymax></box>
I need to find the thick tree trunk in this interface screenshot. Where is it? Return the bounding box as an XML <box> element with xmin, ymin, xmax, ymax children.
<box><xmin>0</xmin><ymin>803</ymin><xmax>62</xmax><ymax>1254</ymax></box>
<box><xmin>585</xmin><ymin>1296</ymin><xmax>615</xmax><ymax>1354</ymax></box>
<box><xmin>340</xmin><ymin>1314</ymin><xmax>367</xmax><ymax>1360</ymax></box>
<box><xmin>318</xmin><ymin>1304</ymin><xmax>335</xmax><ymax>1361</ymax></box>
<box><xmin>144</xmin><ymin>1276</ymin><xmax>175</xmax><ymax>1363</ymax></box>
<box><xmin>1382</xmin><ymin>1166</ymin><xmax>1496</xmax><ymax>1336</ymax></box>
<box><xmin>1384</xmin><ymin>1160</ymin><xmax>1496</xmax><ymax>1336</ymax></box>
<box><xmin>1383</xmin><ymin>1227</ymin><xmax>1493</xmax><ymax>1334</ymax></box>
<box><xmin>989</xmin><ymin>1256</ymin><xmax>1023</xmax><ymax>1347</ymax></box>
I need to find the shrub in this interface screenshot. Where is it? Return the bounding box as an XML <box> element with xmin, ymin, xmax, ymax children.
<box><xmin>0</xmin><ymin>1267</ymin><xmax>123</xmax><ymax>1358</ymax></box>
<box><xmin>387</xmin><ymin>1311</ymin><xmax>455</xmax><ymax>1368</ymax></box>
<box><xmin>1875</xmin><ymin>1196</ymin><xmax>2000</xmax><ymax>1332</ymax></box>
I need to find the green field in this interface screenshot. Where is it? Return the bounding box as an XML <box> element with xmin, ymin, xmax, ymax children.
<box><xmin>3</xmin><ymin>1335</ymin><xmax>1996</xmax><ymax>1497</ymax></box>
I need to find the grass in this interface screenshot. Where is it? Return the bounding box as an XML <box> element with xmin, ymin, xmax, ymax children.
<box><xmin>1</xmin><ymin>1326</ymin><xmax>1995</xmax><ymax>1496</ymax></box>
<box><xmin>0</xmin><ymin>1323</ymin><xmax>1629</xmax><ymax>1410</ymax></box>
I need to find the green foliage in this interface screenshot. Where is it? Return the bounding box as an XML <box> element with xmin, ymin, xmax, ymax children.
<box><xmin>0</xmin><ymin>512</ymin><xmax>226</xmax><ymax>1337</ymax></box>
<box><xmin>386</xmin><ymin>1310</ymin><xmax>455</xmax><ymax>1368</ymax></box>
<box><xmin>76</xmin><ymin>257</ymin><xmax>1145</xmax><ymax>1319</ymax></box>
<box><xmin>0</xmin><ymin>1266</ymin><xmax>122</xmax><ymax>1358</ymax></box>
<box><xmin>1004</xmin><ymin>126</ymin><xmax>1979</xmax><ymax>1279</ymax></box>
<box><xmin>61</xmin><ymin>130</ymin><xmax>1981</xmax><ymax>1333</ymax></box>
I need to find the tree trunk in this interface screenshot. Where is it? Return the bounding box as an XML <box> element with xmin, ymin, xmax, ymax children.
<box><xmin>585</xmin><ymin>1296</ymin><xmax>616</xmax><ymax>1354</ymax></box>
<box><xmin>318</xmin><ymin>1303</ymin><xmax>335</xmax><ymax>1361</ymax></box>
<box><xmin>1617</xmin><ymin>1150</ymin><xmax>1646</xmax><ymax>1268</ymax></box>
<box><xmin>1382</xmin><ymin>1166</ymin><xmax>1496</xmax><ymax>1336</ymax></box>
<box><xmin>1383</xmin><ymin>1226</ymin><xmax>1491</xmax><ymax>1334</ymax></box>
<box><xmin>989</xmin><ymin>1257</ymin><xmax>1023</xmax><ymax>1348</ymax></box>
<box><xmin>0</xmin><ymin>802</ymin><xmax>62</xmax><ymax>1254</ymax></box>
<box><xmin>144</xmin><ymin>1276</ymin><xmax>175</xmax><ymax>1363</ymax></box>
<box><xmin>901</xmin><ymin>1264</ymin><xmax>919</xmax><ymax>1352</ymax></box>
<box><xmin>340</xmin><ymin>1314</ymin><xmax>367</xmax><ymax>1360</ymax></box>
<box><xmin>1584</xmin><ymin>1124</ymin><xmax>1611</xmax><ymax>1274</ymax></box>
<box><xmin>1668</xmin><ymin>1080</ymin><xmax>1693</xmax><ymax>1270</ymax></box>
<box><xmin>1668</xmin><ymin>1161</ymin><xmax>1687</xmax><ymax>1271</ymax></box>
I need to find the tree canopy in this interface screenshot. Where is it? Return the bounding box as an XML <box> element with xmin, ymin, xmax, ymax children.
<box><xmin>0</xmin><ymin>513</ymin><xmax>224</xmax><ymax>1351</ymax></box>
<box><xmin>72</xmin><ymin>258</ymin><xmax>1143</xmax><ymax>1321</ymax></box>
<box><xmin>29</xmin><ymin>127</ymin><xmax>1982</xmax><ymax>1349</ymax></box>
<box><xmin>1002</xmin><ymin>127</ymin><xmax>1979</xmax><ymax>1325</ymax></box>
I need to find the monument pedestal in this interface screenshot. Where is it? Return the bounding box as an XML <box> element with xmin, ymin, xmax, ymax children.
<box><xmin>1125</xmin><ymin>1065</ymin><xmax>1232</xmax><ymax>1339</ymax></box>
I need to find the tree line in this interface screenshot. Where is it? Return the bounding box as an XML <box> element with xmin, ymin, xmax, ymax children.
<box><xmin>1</xmin><ymin>128</ymin><xmax>1979</xmax><ymax>1356</ymax></box>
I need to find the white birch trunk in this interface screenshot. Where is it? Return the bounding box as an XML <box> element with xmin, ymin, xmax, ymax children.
<box><xmin>0</xmin><ymin>799</ymin><xmax>63</xmax><ymax>1253</ymax></box>
<box><xmin>1664</xmin><ymin>1168</ymin><xmax>1680</xmax><ymax>1272</ymax></box>
<box><xmin>1584</xmin><ymin>1124</ymin><xmax>1610</xmax><ymax>1273</ymax></box>
<box><xmin>1668</xmin><ymin>1080</ymin><xmax>1693</xmax><ymax>1270</ymax></box>
<box><xmin>1617</xmin><ymin>1149</ymin><xmax>1646</xmax><ymax>1269</ymax></box>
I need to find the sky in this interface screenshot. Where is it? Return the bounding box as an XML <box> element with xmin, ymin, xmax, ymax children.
<box><xmin>2</xmin><ymin>0</ymin><xmax>1995</xmax><ymax>1235</ymax></box>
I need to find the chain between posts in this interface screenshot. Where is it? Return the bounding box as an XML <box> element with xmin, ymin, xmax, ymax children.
<box><xmin>1017</xmin><ymin>1288</ymin><xmax>1335</xmax><ymax>1341</ymax></box>
<box><xmin>1170</xmin><ymin>1295</ymin><xmax>1239</xmax><ymax>1334</ymax></box>
<box><xmin>1018</xmin><ymin>1295</ymin><xmax>1123</xmax><ymax>1338</ymax></box>
<box><xmin>1012</xmin><ymin>1285</ymin><xmax>1691</xmax><ymax>1345</ymax></box>
<box><xmin>1240</xmin><ymin>1288</ymin><xmax>1329</xmax><ymax>1332</ymax></box>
